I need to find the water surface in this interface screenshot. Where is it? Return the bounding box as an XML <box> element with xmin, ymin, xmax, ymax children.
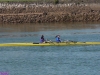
<box><xmin>0</xmin><ymin>22</ymin><xmax>100</xmax><ymax>75</ymax></box>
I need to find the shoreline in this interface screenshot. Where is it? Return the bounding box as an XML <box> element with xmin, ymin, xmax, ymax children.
<box><xmin>0</xmin><ymin>3</ymin><xmax>100</xmax><ymax>23</ymax></box>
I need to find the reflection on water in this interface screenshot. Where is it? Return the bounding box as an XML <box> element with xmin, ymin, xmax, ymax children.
<box><xmin>0</xmin><ymin>22</ymin><xmax>100</xmax><ymax>32</ymax></box>
<box><xmin>0</xmin><ymin>22</ymin><xmax>100</xmax><ymax>38</ymax></box>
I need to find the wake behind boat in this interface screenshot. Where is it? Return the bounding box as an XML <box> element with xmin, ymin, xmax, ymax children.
<box><xmin>0</xmin><ymin>41</ymin><xmax>100</xmax><ymax>47</ymax></box>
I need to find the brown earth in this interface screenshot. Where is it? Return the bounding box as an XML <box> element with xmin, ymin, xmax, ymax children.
<box><xmin>0</xmin><ymin>3</ymin><xmax>100</xmax><ymax>23</ymax></box>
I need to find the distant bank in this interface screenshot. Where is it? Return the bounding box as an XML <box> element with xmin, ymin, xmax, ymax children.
<box><xmin>0</xmin><ymin>3</ymin><xmax>100</xmax><ymax>23</ymax></box>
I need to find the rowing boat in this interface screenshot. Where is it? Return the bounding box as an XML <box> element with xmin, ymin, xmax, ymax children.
<box><xmin>0</xmin><ymin>41</ymin><xmax>100</xmax><ymax>46</ymax></box>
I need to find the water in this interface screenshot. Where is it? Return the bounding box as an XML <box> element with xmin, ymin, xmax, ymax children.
<box><xmin>0</xmin><ymin>22</ymin><xmax>100</xmax><ymax>75</ymax></box>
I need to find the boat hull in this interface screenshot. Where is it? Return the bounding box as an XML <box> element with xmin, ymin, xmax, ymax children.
<box><xmin>0</xmin><ymin>42</ymin><xmax>100</xmax><ymax>46</ymax></box>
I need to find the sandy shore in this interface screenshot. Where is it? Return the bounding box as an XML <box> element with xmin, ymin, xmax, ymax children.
<box><xmin>0</xmin><ymin>3</ymin><xmax>100</xmax><ymax>23</ymax></box>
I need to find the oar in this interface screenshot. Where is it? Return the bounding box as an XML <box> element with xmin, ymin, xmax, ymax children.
<box><xmin>45</xmin><ymin>39</ymin><xmax>52</xmax><ymax>43</ymax></box>
<box><xmin>68</xmin><ymin>40</ymin><xmax>77</xmax><ymax>43</ymax></box>
<box><xmin>62</xmin><ymin>40</ymin><xmax>78</xmax><ymax>43</ymax></box>
<box><xmin>47</xmin><ymin>40</ymin><xmax>56</xmax><ymax>45</ymax></box>
<box><xmin>68</xmin><ymin>40</ymin><xmax>86</xmax><ymax>44</ymax></box>
<box><xmin>60</xmin><ymin>39</ymin><xmax>71</xmax><ymax>43</ymax></box>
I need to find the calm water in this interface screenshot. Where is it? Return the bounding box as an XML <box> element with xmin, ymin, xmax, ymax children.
<box><xmin>0</xmin><ymin>22</ymin><xmax>100</xmax><ymax>75</ymax></box>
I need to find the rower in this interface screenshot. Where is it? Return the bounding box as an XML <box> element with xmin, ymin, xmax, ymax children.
<box><xmin>55</xmin><ymin>35</ymin><xmax>61</xmax><ymax>42</ymax></box>
<box><xmin>40</xmin><ymin>35</ymin><xmax>45</xmax><ymax>43</ymax></box>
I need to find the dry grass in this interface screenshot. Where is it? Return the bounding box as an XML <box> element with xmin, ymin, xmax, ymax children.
<box><xmin>0</xmin><ymin>0</ymin><xmax>100</xmax><ymax>3</ymax></box>
<box><xmin>0</xmin><ymin>3</ymin><xmax>100</xmax><ymax>23</ymax></box>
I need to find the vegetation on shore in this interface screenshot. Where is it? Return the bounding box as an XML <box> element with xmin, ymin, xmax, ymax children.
<box><xmin>0</xmin><ymin>0</ymin><xmax>100</xmax><ymax>3</ymax></box>
<box><xmin>0</xmin><ymin>0</ymin><xmax>100</xmax><ymax>23</ymax></box>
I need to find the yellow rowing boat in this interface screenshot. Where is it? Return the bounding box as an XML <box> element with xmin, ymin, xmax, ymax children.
<box><xmin>0</xmin><ymin>41</ymin><xmax>100</xmax><ymax>46</ymax></box>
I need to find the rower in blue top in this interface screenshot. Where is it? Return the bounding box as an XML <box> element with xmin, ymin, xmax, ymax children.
<box><xmin>55</xmin><ymin>35</ymin><xmax>61</xmax><ymax>42</ymax></box>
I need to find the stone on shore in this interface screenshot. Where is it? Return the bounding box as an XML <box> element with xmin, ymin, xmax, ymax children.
<box><xmin>0</xmin><ymin>3</ymin><xmax>100</xmax><ymax>23</ymax></box>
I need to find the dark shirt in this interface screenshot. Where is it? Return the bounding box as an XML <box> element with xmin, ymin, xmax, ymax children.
<box><xmin>40</xmin><ymin>36</ymin><xmax>45</xmax><ymax>43</ymax></box>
